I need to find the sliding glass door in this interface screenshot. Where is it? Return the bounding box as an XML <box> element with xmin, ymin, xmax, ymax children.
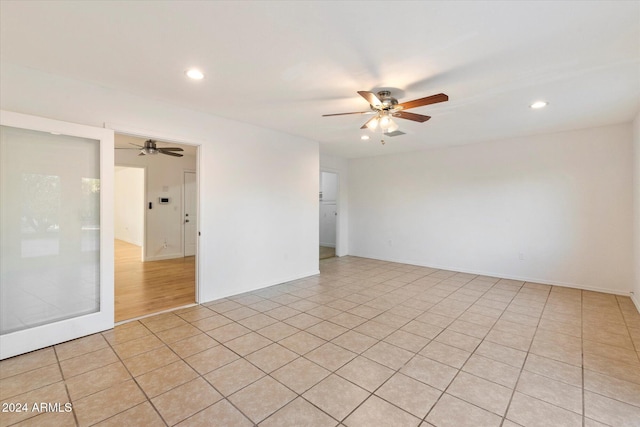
<box><xmin>0</xmin><ymin>111</ymin><xmax>114</xmax><ymax>359</ymax></box>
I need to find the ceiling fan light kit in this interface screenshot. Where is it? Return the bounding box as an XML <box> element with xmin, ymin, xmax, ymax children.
<box><xmin>323</xmin><ymin>90</ymin><xmax>448</xmax><ymax>144</ymax></box>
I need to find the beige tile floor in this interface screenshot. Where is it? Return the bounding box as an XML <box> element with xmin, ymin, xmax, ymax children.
<box><xmin>2</xmin><ymin>256</ymin><xmax>640</xmax><ymax>427</ymax></box>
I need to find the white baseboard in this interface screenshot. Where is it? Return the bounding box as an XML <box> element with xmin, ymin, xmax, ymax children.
<box><xmin>145</xmin><ymin>253</ymin><xmax>184</xmax><ymax>262</ymax></box>
<box><xmin>632</xmin><ymin>292</ymin><xmax>640</xmax><ymax>314</ymax></box>
<box><xmin>115</xmin><ymin>237</ymin><xmax>142</xmax><ymax>247</ymax></box>
<box><xmin>349</xmin><ymin>251</ymin><xmax>633</xmax><ymax>297</ymax></box>
<box><xmin>319</xmin><ymin>243</ymin><xmax>336</xmax><ymax>248</ymax></box>
<box><xmin>200</xmin><ymin>269</ymin><xmax>320</xmax><ymax>303</ymax></box>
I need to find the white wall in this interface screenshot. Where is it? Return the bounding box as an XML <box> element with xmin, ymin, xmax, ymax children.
<box><xmin>114</xmin><ymin>166</ymin><xmax>144</xmax><ymax>247</ymax></box>
<box><xmin>320</xmin><ymin>154</ymin><xmax>349</xmax><ymax>256</ymax></box>
<box><xmin>633</xmin><ymin>113</ymin><xmax>640</xmax><ymax>309</ymax></box>
<box><xmin>115</xmin><ymin>150</ymin><xmax>196</xmax><ymax>260</ymax></box>
<box><xmin>349</xmin><ymin>123</ymin><xmax>634</xmax><ymax>294</ymax></box>
<box><xmin>1</xmin><ymin>63</ymin><xmax>319</xmax><ymax>303</ymax></box>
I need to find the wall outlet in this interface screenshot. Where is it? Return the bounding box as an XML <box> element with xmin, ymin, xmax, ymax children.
<box><xmin>518</xmin><ymin>252</ymin><xmax>525</xmax><ymax>260</ymax></box>
<box><xmin>163</xmin><ymin>239</ymin><xmax>168</xmax><ymax>249</ymax></box>
<box><xmin>388</xmin><ymin>239</ymin><xmax>393</xmax><ymax>247</ymax></box>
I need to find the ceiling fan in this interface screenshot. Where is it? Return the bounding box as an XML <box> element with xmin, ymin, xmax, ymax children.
<box><xmin>115</xmin><ymin>139</ymin><xmax>184</xmax><ymax>157</ymax></box>
<box><xmin>323</xmin><ymin>90</ymin><xmax>448</xmax><ymax>139</ymax></box>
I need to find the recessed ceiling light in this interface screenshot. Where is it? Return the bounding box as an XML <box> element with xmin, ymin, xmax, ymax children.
<box><xmin>185</xmin><ymin>68</ymin><xmax>204</xmax><ymax>80</ymax></box>
<box><xmin>360</xmin><ymin>135</ymin><xmax>370</xmax><ymax>140</ymax></box>
<box><xmin>530</xmin><ymin>101</ymin><xmax>548</xmax><ymax>109</ymax></box>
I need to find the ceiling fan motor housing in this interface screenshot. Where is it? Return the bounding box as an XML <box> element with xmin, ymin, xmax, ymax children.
<box><xmin>377</xmin><ymin>91</ymin><xmax>399</xmax><ymax>110</ymax></box>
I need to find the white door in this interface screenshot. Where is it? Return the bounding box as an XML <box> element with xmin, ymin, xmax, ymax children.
<box><xmin>319</xmin><ymin>171</ymin><xmax>338</xmax><ymax>248</ymax></box>
<box><xmin>0</xmin><ymin>111</ymin><xmax>114</xmax><ymax>359</ymax></box>
<box><xmin>183</xmin><ymin>171</ymin><xmax>197</xmax><ymax>257</ymax></box>
<box><xmin>320</xmin><ymin>203</ymin><xmax>337</xmax><ymax>247</ymax></box>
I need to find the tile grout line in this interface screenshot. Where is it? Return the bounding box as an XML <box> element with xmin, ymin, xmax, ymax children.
<box><xmin>252</xmin><ymin>268</ymin><xmax>464</xmax><ymax>424</ymax></box>
<box><xmin>498</xmin><ymin>282</ymin><xmax>551</xmax><ymax>427</ymax></box>
<box><xmin>180</xmin><ymin>302</ymin><xmax>350</xmax><ymax>425</ymax></box>
<box><xmin>338</xmin><ymin>274</ymin><xmax>556</xmax><ymax>424</ymax></box>
<box><xmin>158</xmin><ymin>313</ymin><xmax>264</xmax><ymax>425</ymax></box>
<box><xmin>426</xmin><ymin>278</ymin><xmax>528</xmax><ymax>427</ymax></box>
<box><xmin>416</xmin><ymin>276</ymin><xmax>504</xmax><ymax>425</ymax></box>
<box><xmin>99</xmin><ymin>320</ymin><xmax>170</xmax><ymax>427</ymax></box>
<box><xmin>138</xmin><ymin>308</ymin><xmax>292</xmax><ymax>426</ymax></box>
<box><xmin>311</xmin><ymin>269</ymin><xmax>472</xmax><ymax>424</ymax></box>
<box><xmin>55</xmin><ymin>344</ymin><xmax>80</xmax><ymax>427</ymax></box>
<box><xmin>169</xmin><ymin>307</ymin><xmax>262</xmax><ymax>425</ymax></box>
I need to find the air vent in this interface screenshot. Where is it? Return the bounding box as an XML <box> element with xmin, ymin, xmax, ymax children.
<box><xmin>385</xmin><ymin>130</ymin><xmax>406</xmax><ymax>137</ymax></box>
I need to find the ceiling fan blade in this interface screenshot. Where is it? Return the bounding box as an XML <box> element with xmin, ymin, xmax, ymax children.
<box><xmin>394</xmin><ymin>111</ymin><xmax>431</xmax><ymax>123</ymax></box>
<box><xmin>360</xmin><ymin>116</ymin><xmax>379</xmax><ymax>129</ymax></box>
<box><xmin>322</xmin><ymin>111</ymin><xmax>371</xmax><ymax>117</ymax></box>
<box><xmin>129</xmin><ymin>143</ymin><xmax>144</xmax><ymax>148</ymax></box>
<box><xmin>397</xmin><ymin>93</ymin><xmax>448</xmax><ymax>110</ymax></box>
<box><xmin>138</xmin><ymin>152</ymin><xmax>145</xmax><ymax>156</ymax></box>
<box><xmin>158</xmin><ymin>147</ymin><xmax>184</xmax><ymax>151</ymax></box>
<box><xmin>159</xmin><ymin>149</ymin><xmax>183</xmax><ymax>157</ymax></box>
<box><xmin>358</xmin><ymin>91</ymin><xmax>382</xmax><ymax>108</ymax></box>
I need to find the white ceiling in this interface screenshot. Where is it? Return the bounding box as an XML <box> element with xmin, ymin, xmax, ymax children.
<box><xmin>1</xmin><ymin>1</ymin><xmax>638</xmax><ymax>158</ymax></box>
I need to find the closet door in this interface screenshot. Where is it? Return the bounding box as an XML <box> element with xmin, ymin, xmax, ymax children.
<box><xmin>0</xmin><ymin>111</ymin><xmax>114</xmax><ymax>359</ymax></box>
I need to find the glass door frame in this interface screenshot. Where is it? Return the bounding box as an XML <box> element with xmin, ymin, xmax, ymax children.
<box><xmin>1</xmin><ymin>110</ymin><xmax>114</xmax><ymax>359</ymax></box>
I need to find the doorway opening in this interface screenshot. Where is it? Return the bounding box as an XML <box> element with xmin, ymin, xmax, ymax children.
<box><xmin>114</xmin><ymin>133</ymin><xmax>198</xmax><ymax>322</ymax></box>
<box><xmin>319</xmin><ymin>171</ymin><xmax>338</xmax><ymax>260</ymax></box>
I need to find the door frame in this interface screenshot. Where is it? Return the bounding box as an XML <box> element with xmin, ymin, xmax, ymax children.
<box><xmin>1</xmin><ymin>110</ymin><xmax>114</xmax><ymax>359</ymax></box>
<box><xmin>182</xmin><ymin>170</ymin><xmax>197</xmax><ymax>257</ymax></box>
<box><xmin>106</xmin><ymin>123</ymin><xmax>201</xmax><ymax>304</ymax></box>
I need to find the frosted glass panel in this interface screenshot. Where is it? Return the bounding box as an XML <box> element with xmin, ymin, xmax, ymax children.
<box><xmin>0</xmin><ymin>125</ymin><xmax>100</xmax><ymax>334</ymax></box>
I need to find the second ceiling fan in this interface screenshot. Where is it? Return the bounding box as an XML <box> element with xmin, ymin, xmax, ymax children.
<box><xmin>116</xmin><ymin>139</ymin><xmax>184</xmax><ymax>157</ymax></box>
<box><xmin>323</xmin><ymin>90</ymin><xmax>448</xmax><ymax>134</ymax></box>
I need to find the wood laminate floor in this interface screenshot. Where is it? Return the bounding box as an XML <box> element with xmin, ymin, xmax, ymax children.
<box><xmin>319</xmin><ymin>245</ymin><xmax>336</xmax><ymax>260</ymax></box>
<box><xmin>115</xmin><ymin>239</ymin><xmax>195</xmax><ymax>322</ymax></box>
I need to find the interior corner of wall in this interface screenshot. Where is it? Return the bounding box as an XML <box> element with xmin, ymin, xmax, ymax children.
<box><xmin>632</xmin><ymin>292</ymin><xmax>640</xmax><ymax>315</ymax></box>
